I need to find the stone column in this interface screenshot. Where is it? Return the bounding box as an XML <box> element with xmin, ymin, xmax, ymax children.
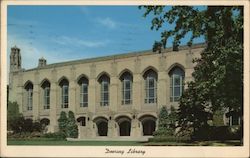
<box><xmin>110</xmin><ymin>77</ymin><xmax>118</xmax><ymax>112</ymax></box>
<box><xmin>69</xmin><ymin>80</ymin><xmax>76</xmax><ymax>113</ymax></box>
<box><xmin>110</xmin><ymin>61</ymin><xmax>118</xmax><ymax>112</ymax></box>
<box><xmin>133</xmin><ymin>74</ymin><xmax>142</xmax><ymax>111</ymax></box>
<box><xmin>49</xmin><ymin>68</ymin><xmax>58</xmax><ymax>132</ymax></box>
<box><xmin>133</xmin><ymin>57</ymin><xmax>142</xmax><ymax>111</ymax></box>
<box><xmin>131</xmin><ymin>118</ymin><xmax>140</xmax><ymax>137</ymax></box>
<box><xmin>89</xmin><ymin>64</ymin><xmax>96</xmax><ymax>113</ymax></box>
<box><xmin>108</xmin><ymin>119</ymin><xmax>116</xmax><ymax>138</ymax></box>
<box><xmin>32</xmin><ymin>71</ymin><xmax>40</xmax><ymax>120</ymax></box>
<box><xmin>69</xmin><ymin>66</ymin><xmax>76</xmax><ymax>113</ymax></box>
<box><xmin>157</xmin><ymin>71</ymin><xmax>167</xmax><ymax>109</ymax></box>
<box><xmin>32</xmin><ymin>84</ymin><xmax>39</xmax><ymax>121</ymax></box>
<box><xmin>49</xmin><ymin>82</ymin><xmax>58</xmax><ymax>132</ymax></box>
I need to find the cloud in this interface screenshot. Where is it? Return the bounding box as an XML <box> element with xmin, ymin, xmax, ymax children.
<box><xmin>52</xmin><ymin>36</ymin><xmax>110</xmax><ymax>48</ymax></box>
<box><xmin>96</xmin><ymin>17</ymin><xmax>117</xmax><ymax>29</ymax></box>
<box><xmin>7</xmin><ymin>33</ymin><xmax>73</xmax><ymax>70</ymax></box>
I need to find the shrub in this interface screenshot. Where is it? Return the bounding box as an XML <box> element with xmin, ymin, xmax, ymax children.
<box><xmin>33</xmin><ymin>121</ymin><xmax>42</xmax><ymax>132</ymax></box>
<box><xmin>154</xmin><ymin>106</ymin><xmax>177</xmax><ymax>137</ymax></box>
<box><xmin>58</xmin><ymin>111</ymin><xmax>68</xmax><ymax>135</ymax></box>
<box><xmin>43</xmin><ymin>132</ymin><xmax>66</xmax><ymax>140</ymax></box>
<box><xmin>192</xmin><ymin>125</ymin><xmax>242</xmax><ymax>141</ymax></box>
<box><xmin>67</xmin><ymin>111</ymin><xmax>78</xmax><ymax>138</ymax></box>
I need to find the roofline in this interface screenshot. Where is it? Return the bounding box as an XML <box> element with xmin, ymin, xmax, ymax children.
<box><xmin>24</xmin><ymin>43</ymin><xmax>206</xmax><ymax>72</ymax></box>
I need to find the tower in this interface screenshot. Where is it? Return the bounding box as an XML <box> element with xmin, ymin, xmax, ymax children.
<box><xmin>10</xmin><ymin>46</ymin><xmax>22</xmax><ymax>72</ymax></box>
<box><xmin>9</xmin><ymin>46</ymin><xmax>22</xmax><ymax>99</ymax></box>
<box><xmin>38</xmin><ymin>57</ymin><xmax>47</xmax><ymax>67</ymax></box>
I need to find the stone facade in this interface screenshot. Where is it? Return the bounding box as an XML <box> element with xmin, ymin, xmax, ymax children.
<box><xmin>9</xmin><ymin>44</ymin><xmax>206</xmax><ymax>139</ymax></box>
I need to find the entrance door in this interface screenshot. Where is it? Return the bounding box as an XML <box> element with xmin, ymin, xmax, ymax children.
<box><xmin>143</xmin><ymin>120</ymin><xmax>156</xmax><ymax>136</ymax></box>
<box><xmin>119</xmin><ymin>121</ymin><xmax>131</xmax><ymax>136</ymax></box>
<box><xmin>97</xmin><ymin>121</ymin><xmax>108</xmax><ymax>136</ymax></box>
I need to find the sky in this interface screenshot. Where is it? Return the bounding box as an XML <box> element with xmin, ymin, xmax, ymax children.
<box><xmin>7</xmin><ymin>6</ymin><xmax>205</xmax><ymax>70</ymax></box>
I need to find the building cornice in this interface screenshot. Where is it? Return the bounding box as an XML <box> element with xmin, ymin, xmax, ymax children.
<box><xmin>24</xmin><ymin>43</ymin><xmax>206</xmax><ymax>72</ymax></box>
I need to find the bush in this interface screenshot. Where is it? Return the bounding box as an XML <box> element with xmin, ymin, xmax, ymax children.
<box><xmin>42</xmin><ymin>132</ymin><xmax>66</xmax><ymax>140</ymax></box>
<box><xmin>33</xmin><ymin>121</ymin><xmax>42</xmax><ymax>132</ymax></box>
<box><xmin>58</xmin><ymin>111</ymin><xmax>68</xmax><ymax>135</ymax></box>
<box><xmin>67</xmin><ymin>111</ymin><xmax>78</xmax><ymax>138</ymax></box>
<box><xmin>154</xmin><ymin>106</ymin><xmax>177</xmax><ymax>137</ymax></box>
<box><xmin>7</xmin><ymin>131</ymin><xmax>42</xmax><ymax>139</ymax></box>
<box><xmin>192</xmin><ymin>125</ymin><xmax>242</xmax><ymax>141</ymax></box>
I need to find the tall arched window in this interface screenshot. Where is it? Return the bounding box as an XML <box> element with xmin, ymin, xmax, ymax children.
<box><xmin>98</xmin><ymin>74</ymin><xmax>110</xmax><ymax>106</ymax></box>
<box><xmin>59</xmin><ymin>78</ymin><xmax>69</xmax><ymax>108</ymax></box>
<box><xmin>25</xmin><ymin>82</ymin><xmax>33</xmax><ymax>111</ymax></box>
<box><xmin>41</xmin><ymin>80</ymin><xmax>50</xmax><ymax>109</ymax></box>
<box><xmin>120</xmin><ymin>72</ymin><xmax>133</xmax><ymax>105</ymax></box>
<box><xmin>169</xmin><ymin>67</ymin><xmax>185</xmax><ymax>102</ymax></box>
<box><xmin>143</xmin><ymin>69</ymin><xmax>158</xmax><ymax>104</ymax></box>
<box><xmin>78</xmin><ymin>76</ymin><xmax>89</xmax><ymax>107</ymax></box>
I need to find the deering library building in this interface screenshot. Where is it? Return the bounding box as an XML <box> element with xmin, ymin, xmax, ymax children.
<box><xmin>8</xmin><ymin>44</ymin><xmax>234</xmax><ymax>139</ymax></box>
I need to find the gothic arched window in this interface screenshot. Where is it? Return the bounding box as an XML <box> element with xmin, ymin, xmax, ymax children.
<box><xmin>98</xmin><ymin>74</ymin><xmax>110</xmax><ymax>106</ymax></box>
<box><xmin>120</xmin><ymin>72</ymin><xmax>133</xmax><ymax>105</ymax></box>
<box><xmin>41</xmin><ymin>80</ymin><xmax>50</xmax><ymax>109</ymax></box>
<box><xmin>143</xmin><ymin>69</ymin><xmax>158</xmax><ymax>104</ymax></box>
<box><xmin>78</xmin><ymin>76</ymin><xmax>89</xmax><ymax>107</ymax></box>
<box><xmin>169</xmin><ymin>67</ymin><xmax>185</xmax><ymax>102</ymax></box>
<box><xmin>24</xmin><ymin>81</ymin><xmax>33</xmax><ymax>111</ymax></box>
<box><xmin>59</xmin><ymin>78</ymin><xmax>69</xmax><ymax>108</ymax></box>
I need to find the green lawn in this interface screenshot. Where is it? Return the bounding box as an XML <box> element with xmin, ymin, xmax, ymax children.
<box><xmin>144</xmin><ymin>140</ymin><xmax>242</xmax><ymax>146</ymax></box>
<box><xmin>7</xmin><ymin>140</ymin><xmax>143</xmax><ymax>146</ymax></box>
<box><xmin>7</xmin><ymin>139</ymin><xmax>241</xmax><ymax>146</ymax></box>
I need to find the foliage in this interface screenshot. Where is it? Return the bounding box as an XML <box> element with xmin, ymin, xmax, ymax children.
<box><xmin>57</xmin><ymin>111</ymin><xmax>79</xmax><ymax>138</ymax></box>
<box><xmin>67</xmin><ymin>111</ymin><xmax>79</xmax><ymax>138</ymax></box>
<box><xmin>154</xmin><ymin>106</ymin><xmax>177</xmax><ymax>136</ymax></box>
<box><xmin>212</xmin><ymin>110</ymin><xmax>225</xmax><ymax>126</ymax></box>
<box><xmin>7</xmin><ymin>101</ymin><xmax>22</xmax><ymax>130</ymax></box>
<box><xmin>32</xmin><ymin>121</ymin><xmax>43</xmax><ymax>132</ymax></box>
<box><xmin>42</xmin><ymin>132</ymin><xmax>67</xmax><ymax>140</ymax></box>
<box><xmin>192</xmin><ymin>125</ymin><xmax>242</xmax><ymax>141</ymax></box>
<box><xmin>58</xmin><ymin>111</ymin><xmax>68</xmax><ymax>135</ymax></box>
<box><xmin>178</xmin><ymin>82</ymin><xmax>211</xmax><ymax>134</ymax></box>
<box><xmin>9</xmin><ymin>115</ymin><xmax>25</xmax><ymax>134</ymax></box>
<box><xmin>140</xmin><ymin>6</ymin><xmax>243</xmax><ymax>138</ymax></box>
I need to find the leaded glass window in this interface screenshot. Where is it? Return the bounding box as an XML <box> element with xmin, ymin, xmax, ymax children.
<box><xmin>144</xmin><ymin>69</ymin><xmax>157</xmax><ymax>104</ymax></box>
<box><xmin>169</xmin><ymin>67</ymin><xmax>185</xmax><ymax>102</ymax></box>
<box><xmin>120</xmin><ymin>72</ymin><xmax>133</xmax><ymax>105</ymax></box>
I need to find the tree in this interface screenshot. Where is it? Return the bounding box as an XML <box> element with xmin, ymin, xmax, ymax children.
<box><xmin>7</xmin><ymin>101</ymin><xmax>23</xmax><ymax>131</ymax></box>
<box><xmin>140</xmin><ymin>6</ymin><xmax>243</xmax><ymax>133</ymax></box>
<box><xmin>178</xmin><ymin>82</ymin><xmax>211</xmax><ymax>134</ymax></box>
<box><xmin>57</xmin><ymin>111</ymin><xmax>79</xmax><ymax>138</ymax></box>
<box><xmin>154</xmin><ymin>106</ymin><xmax>177</xmax><ymax>136</ymax></box>
<box><xmin>67</xmin><ymin>111</ymin><xmax>78</xmax><ymax>138</ymax></box>
<box><xmin>58</xmin><ymin>111</ymin><xmax>68</xmax><ymax>136</ymax></box>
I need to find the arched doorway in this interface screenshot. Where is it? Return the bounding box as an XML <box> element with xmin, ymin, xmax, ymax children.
<box><xmin>142</xmin><ymin>120</ymin><xmax>156</xmax><ymax>136</ymax></box>
<box><xmin>97</xmin><ymin>121</ymin><xmax>108</xmax><ymax>136</ymax></box>
<box><xmin>119</xmin><ymin>121</ymin><xmax>131</xmax><ymax>136</ymax></box>
<box><xmin>139</xmin><ymin>115</ymin><xmax>157</xmax><ymax>136</ymax></box>
<box><xmin>93</xmin><ymin>117</ymin><xmax>108</xmax><ymax>136</ymax></box>
<box><xmin>40</xmin><ymin>118</ymin><xmax>50</xmax><ymax>133</ymax></box>
<box><xmin>115</xmin><ymin>116</ymin><xmax>131</xmax><ymax>136</ymax></box>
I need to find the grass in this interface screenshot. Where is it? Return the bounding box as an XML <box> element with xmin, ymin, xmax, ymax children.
<box><xmin>144</xmin><ymin>140</ymin><xmax>242</xmax><ymax>146</ymax></box>
<box><xmin>7</xmin><ymin>139</ymin><xmax>143</xmax><ymax>146</ymax></box>
<box><xmin>7</xmin><ymin>139</ymin><xmax>242</xmax><ymax>146</ymax></box>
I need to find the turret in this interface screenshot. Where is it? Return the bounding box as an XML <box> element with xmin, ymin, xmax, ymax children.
<box><xmin>10</xmin><ymin>46</ymin><xmax>22</xmax><ymax>72</ymax></box>
<box><xmin>38</xmin><ymin>57</ymin><xmax>47</xmax><ymax>67</ymax></box>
